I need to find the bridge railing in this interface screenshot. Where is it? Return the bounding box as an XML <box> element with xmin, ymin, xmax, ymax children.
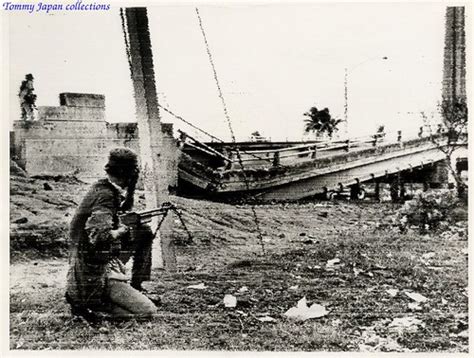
<box><xmin>226</xmin><ymin>125</ymin><xmax>446</xmax><ymax>169</ymax></box>
<box><xmin>182</xmin><ymin>124</ymin><xmax>447</xmax><ymax>170</ymax></box>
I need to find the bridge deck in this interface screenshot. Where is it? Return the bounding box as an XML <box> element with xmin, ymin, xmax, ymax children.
<box><xmin>178</xmin><ymin>132</ymin><xmax>466</xmax><ymax>201</ymax></box>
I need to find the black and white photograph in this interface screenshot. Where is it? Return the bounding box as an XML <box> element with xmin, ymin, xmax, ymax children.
<box><xmin>2</xmin><ymin>0</ymin><xmax>471</xmax><ymax>354</ymax></box>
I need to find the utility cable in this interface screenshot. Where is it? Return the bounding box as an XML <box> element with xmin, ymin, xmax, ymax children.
<box><xmin>196</xmin><ymin>7</ymin><xmax>266</xmax><ymax>255</ymax></box>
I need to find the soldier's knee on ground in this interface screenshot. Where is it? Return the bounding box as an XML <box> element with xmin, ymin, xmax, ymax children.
<box><xmin>110</xmin><ymin>303</ymin><xmax>157</xmax><ymax>320</ymax></box>
<box><xmin>136</xmin><ymin>299</ymin><xmax>158</xmax><ymax>317</ymax></box>
<box><xmin>106</xmin><ymin>279</ymin><xmax>158</xmax><ymax>318</ymax></box>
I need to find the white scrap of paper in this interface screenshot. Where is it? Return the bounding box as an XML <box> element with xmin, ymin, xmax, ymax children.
<box><xmin>223</xmin><ymin>294</ymin><xmax>237</xmax><ymax>308</ymax></box>
<box><xmin>284</xmin><ymin>297</ymin><xmax>328</xmax><ymax>321</ymax></box>
<box><xmin>187</xmin><ymin>283</ymin><xmax>207</xmax><ymax>290</ymax></box>
<box><xmin>405</xmin><ymin>291</ymin><xmax>428</xmax><ymax>303</ymax></box>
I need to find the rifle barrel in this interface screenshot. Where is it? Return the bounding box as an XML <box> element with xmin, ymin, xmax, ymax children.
<box><xmin>138</xmin><ymin>208</ymin><xmax>169</xmax><ymax>218</ymax></box>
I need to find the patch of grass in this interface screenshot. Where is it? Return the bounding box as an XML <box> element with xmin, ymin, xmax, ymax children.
<box><xmin>9</xmin><ymin>189</ymin><xmax>468</xmax><ymax>351</ymax></box>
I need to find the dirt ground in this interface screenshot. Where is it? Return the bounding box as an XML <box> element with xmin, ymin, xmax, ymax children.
<box><xmin>9</xmin><ymin>172</ymin><xmax>469</xmax><ymax>352</ymax></box>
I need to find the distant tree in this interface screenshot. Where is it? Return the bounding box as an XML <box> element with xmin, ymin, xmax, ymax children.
<box><xmin>251</xmin><ymin>131</ymin><xmax>261</xmax><ymax>137</ymax></box>
<box><xmin>303</xmin><ymin>107</ymin><xmax>342</xmax><ymax>139</ymax></box>
<box><xmin>422</xmin><ymin>98</ymin><xmax>468</xmax><ymax>199</ymax></box>
<box><xmin>18</xmin><ymin>74</ymin><xmax>37</xmax><ymax>121</ymax></box>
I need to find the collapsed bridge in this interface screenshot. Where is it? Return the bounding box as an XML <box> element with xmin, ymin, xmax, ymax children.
<box><xmin>178</xmin><ymin>129</ymin><xmax>468</xmax><ymax>201</ymax></box>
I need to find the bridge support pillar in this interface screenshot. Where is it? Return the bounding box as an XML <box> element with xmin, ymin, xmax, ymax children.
<box><xmin>350</xmin><ymin>179</ymin><xmax>361</xmax><ymax>200</ymax></box>
<box><xmin>427</xmin><ymin>159</ymin><xmax>454</xmax><ymax>189</ymax></box>
<box><xmin>374</xmin><ymin>180</ymin><xmax>380</xmax><ymax>201</ymax></box>
<box><xmin>389</xmin><ymin>173</ymin><xmax>406</xmax><ymax>202</ymax></box>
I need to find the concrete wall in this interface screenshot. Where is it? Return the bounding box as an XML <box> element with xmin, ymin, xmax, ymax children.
<box><xmin>11</xmin><ymin>92</ymin><xmax>178</xmax><ymax>186</ymax></box>
<box><xmin>24</xmin><ymin>138</ymin><xmax>139</xmax><ymax>179</ymax></box>
<box><xmin>106</xmin><ymin>122</ymin><xmax>138</xmax><ymax>140</ymax></box>
<box><xmin>38</xmin><ymin>106</ymin><xmax>105</xmax><ymax>121</ymax></box>
<box><xmin>59</xmin><ymin>92</ymin><xmax>105</xmax><ymax>108</ymax></box>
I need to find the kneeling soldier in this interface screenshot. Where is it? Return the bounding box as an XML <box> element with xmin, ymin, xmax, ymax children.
<box><xmin>66</xmin><ymin>148</ymin><xmax>157</xmax><ymax>320</ymax></box>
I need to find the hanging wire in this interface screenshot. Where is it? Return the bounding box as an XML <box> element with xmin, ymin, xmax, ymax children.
<box><xmin>122</xmin><ymin>7</ymin><xmax>282</xmax><ymax>169</ymax></box>
<box><xmin>195</xmin><ymin>8</ymin><xmax>237</xmax><ymax>143</ymax></box>
<box><xmin>158</xmin><ymin>104</ymin><xmax>224</xmax><ymax>143</ymax></box>
<box><xmin>159</xmin><ymin>103</ymin><xmax>286</xmax><ymax>167</ymax></box>
<box><xmin>195</xmin><ymin>7</ymin><xmax>266</xmax><ymax>255</ymax></box>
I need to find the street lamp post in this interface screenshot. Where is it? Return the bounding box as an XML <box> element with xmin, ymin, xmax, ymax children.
<box><xmin>343</xmin><ymin>56</ymin><xmax>388</xmax><ymax>137</ymax></box>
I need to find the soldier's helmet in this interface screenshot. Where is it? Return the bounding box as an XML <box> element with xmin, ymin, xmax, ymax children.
<box><xmin>105</xmin><ymin>148</ymin><xmax>139</xmax><ymax>178</ymax></box>
<box><xmin>25</xmin><ymin>74</ymin><xmax>34</xmax><ymax>80</ymax></box>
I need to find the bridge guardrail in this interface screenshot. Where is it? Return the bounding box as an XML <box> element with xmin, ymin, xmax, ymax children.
<box><xmin>227</xmin><ymin>127</ymin><xmax>447</xmax><ymax>168</ymax></box>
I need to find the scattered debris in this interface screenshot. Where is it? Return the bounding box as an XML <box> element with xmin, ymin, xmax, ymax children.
<box><xmin>408</xmin><ymin>302</ymin><xmax>422</xmax><ymax>311</ymax></box>
<box><xmin>187</xmin><ymin>283</ymin><xmax>207</xmax><ymax>290</ymax></box>
<box><xmin>386</xmin><ymin>289</ymin><xmax>399</xmax><ymax>297</ymax></box>
<box><xmin>289</xmin><ymin>285</ymin><xmax>299</xmax><ymax>291</ymax></box>
<box><xmin>284</xmin><ymin>297</ymin><xmax>328</xmax><ymax>321</ymax></box>
<box><xmin>389</xmin><ymin>316</ymin><xmax>424</xmax><ymax>334</ymax></box>
<box><xmin>15</xmin><ymin>339</ymin><xmax>25</xmax><ymax>349</ymax></box>
<box><xmin>359</xmin><ymin>326</ymin><xmax>408</xmax><ymax>352</ymax></box>
<box><xmin>223</xmin><ymin>294</ymin><xmax>237</xmax><ymax>308</ymax></box>
<box><xmin>98</xmin><ymin>327</ymin><xmax>109</xmax><ymax>334</ymax></box>
<box><xmin>421</xmin><ymin>252</ymin><xmax>435</xmax><ymax>260</ymax></box>
<box><xmin>405</xmin><ymin>292</ymin><xmax>428</xmax><ymax>303</ymax></box>
<box><xmin>238</xmin><ymin>286</ymin><xmax>249</xmax><ymax>293</ymax></box>
<box><xmin>326</xmin><ymin>258</ymin><xmax>342</xmax><ymax>269</ymax></box>
<box><xmin>257</xmin><ymin>316</ymin><xmax>276</xmax><ymax>323</ymax></box>
<box><xmin>351</xmin><ymin>265</ymin><xmax>360</xmax><ymax>277</ymax></box>
<box><xmin>353</xmin><ymin>266</ymin><xmax>372</xmax><ymax>277</ymax></box>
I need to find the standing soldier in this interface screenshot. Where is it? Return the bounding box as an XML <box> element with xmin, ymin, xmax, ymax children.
<box><xmin>66</xmin><ymin>148</ymin><xmax>158</xmax><ymax>320</ymax></box>
<box><xmin>19</xmin><ymin>74</ymin><xmax>37</xmax><ymax>121</ymax></box>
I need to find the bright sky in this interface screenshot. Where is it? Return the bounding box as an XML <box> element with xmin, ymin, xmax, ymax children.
<box><xmin>6</xmin><ymin>2</ymin><xmax>449</xmax><ymax>141</ymax></box>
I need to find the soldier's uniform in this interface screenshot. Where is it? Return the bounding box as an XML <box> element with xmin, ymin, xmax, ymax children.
<box><xmin>66</xmin><ymin>148</ymin><xmax>157</xmax><ymax>319</ymax></box>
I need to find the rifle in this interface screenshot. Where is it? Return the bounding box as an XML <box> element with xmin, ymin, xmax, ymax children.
<box><xmin>119</xmin><ymin>202</ymin><xmax>193</xmax><ymax>243</ymax></box>
<box><xmin>119</xmin><ymin>203</ymin><xmax>174</xmax><ymax>226</ymax></box>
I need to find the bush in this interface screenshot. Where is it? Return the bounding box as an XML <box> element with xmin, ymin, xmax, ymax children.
<box><xmin>398</xmin><ymin>190</ymin><xmax>461</xmax><ymax>233</ymax></box>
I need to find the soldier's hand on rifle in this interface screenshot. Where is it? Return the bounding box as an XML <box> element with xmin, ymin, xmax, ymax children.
<box><xmin>128</xmin><ymin>222</ymin><xmax>153</xmax><ymax>239</ymax></box>
<box><xmin>110</xmin><ymin>225</ymin><xmax>129</xmax><ymax>255</ymax></box>
<box><xmin>111</xmin><ymin>225</ymin><xmax>129</xmax><ymax>241</ymax></box>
